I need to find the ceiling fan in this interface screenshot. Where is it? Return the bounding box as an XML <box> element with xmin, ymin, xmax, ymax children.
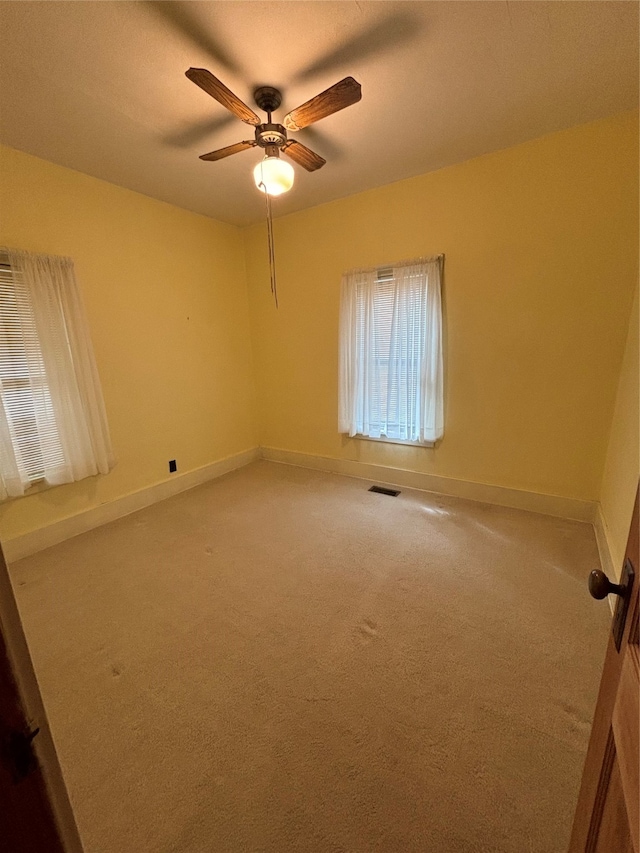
<box><xmin>184</xmin><ymin>67</ymin><xmax>361</xmax><ymax>305</ymax></box>
<box><xmin>185</xmin><ymin>68</ymin><xmax>362</xmax><ymax>196</ymax></box>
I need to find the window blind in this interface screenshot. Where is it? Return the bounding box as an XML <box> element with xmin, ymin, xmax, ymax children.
<box><xmin>0</xmin><ymin>261</ymin><xmax>65</xmax><ymax>482</ymax></box>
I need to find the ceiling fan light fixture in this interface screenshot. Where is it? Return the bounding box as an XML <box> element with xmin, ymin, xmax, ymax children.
<box><xmin>253</xmin><ymin>154</ymin><xmax>294</xmax><ymax>197</ymax></box>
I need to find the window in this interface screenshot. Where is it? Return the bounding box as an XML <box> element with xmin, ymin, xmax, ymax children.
<box><xmin>0</xmin><ymin>260</ymin><xmax>66</xmax><ymax>483</ymax></box>
<box><xmin>0</xmin><ymin>248</ymin><xmax>114</xmax><ymax>500</ymax></box>
<box><xmin>338</xmin><ymin>256</ymin><xmax>444</xmax><ymax>445</ymax></box>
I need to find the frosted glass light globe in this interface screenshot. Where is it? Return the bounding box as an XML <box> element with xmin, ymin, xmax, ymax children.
<box><xmin>253</xmin><ymin>156</ymin><xmax>294</xmax><ymax>196</ymax></box>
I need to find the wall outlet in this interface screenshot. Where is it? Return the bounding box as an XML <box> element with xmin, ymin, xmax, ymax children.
<box><xmin>169</xmin><ymin>460</ymin><xmax>177</xmax><ymax>473</ymax></box>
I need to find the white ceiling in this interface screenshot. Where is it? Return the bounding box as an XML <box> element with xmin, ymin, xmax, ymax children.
<box><xmin>0</xmin><ymin>1</ymin><xmax>637</xmax><ymax>227</ymax></box>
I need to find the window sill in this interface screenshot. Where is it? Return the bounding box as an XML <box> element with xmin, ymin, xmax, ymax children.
<box><xmin>353</xmin><ymin>434</ymin><xmax>435</xmax><ymax>449</ymax></box>
<box><xmin>24</xmin><ymin>477</ymin><xmax>48</xmax><ymax>495</ymax></box>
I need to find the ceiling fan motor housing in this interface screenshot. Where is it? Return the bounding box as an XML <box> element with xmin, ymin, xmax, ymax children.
<box><xmin>255</xmin><ymin>123</ymin><xmax>287</xmax><ymax>149</ymax></box>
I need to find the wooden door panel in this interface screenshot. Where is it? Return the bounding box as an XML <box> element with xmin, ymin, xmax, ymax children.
<box><xmin>611</xmin><ymin>637</ymin><xmax>639</xmax><ymax>851</ymax></box>
<box><xmin>0</xmin><ymin>541</ymin><xmax>84</xmax><ymax>851</ymax></box>
<box><xmin>593</xmin><ymin>758</ymin><xmax>634</xmax><ymax>853</ymax></box>
<box><xmin>0</xmin><ymin>619</ymin><xmax>66</xmax><ymax>851</ymax></box>
<box><xmin>569</xmin><ymin>488</ymin><xmax>638</xmax><ymax>853</ymax></box>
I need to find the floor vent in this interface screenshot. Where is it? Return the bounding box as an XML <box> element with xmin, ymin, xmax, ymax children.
<box><xmin>369</xmin><ymin>485</ymin><xmax>400</xmax><ymax>497</ymax></box>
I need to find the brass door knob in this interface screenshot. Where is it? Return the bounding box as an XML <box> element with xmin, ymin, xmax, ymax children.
<box><xmin>588</xmin><ymin>569</ymin><xmax>624</xmax><ymax>600</ymax></box>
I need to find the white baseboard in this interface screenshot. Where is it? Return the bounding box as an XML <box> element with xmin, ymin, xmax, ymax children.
<box><xmin>592</xmin><ymin>503</ymin><xmax>619</xmax><ymax>616</ymax></box>
<box><xmin>3</xmin><ymin>444</ymin><xmax>600</xmax><ymax>564</ymax></box>
<box><xmin>260</xmin><ymin>446</ymin><xmax>598</xmax><ymax>523</ymax></box>
<box><xmin>593</xmin><ymin>503</ymin><xmax>616</xmax><ymax>579</ymax></box>
<box><xmin>3</xmin><ymin>447</ymin><xmax>260</xmax><ymax>563</ymax></box>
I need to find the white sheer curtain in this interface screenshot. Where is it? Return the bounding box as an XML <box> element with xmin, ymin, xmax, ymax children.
<box><xmin>339</xmin><ymin>256</ymin><xmax>444</xmax><ymax>443</ymax></box>
<box><xmin>0</xmin><ymin>248</ymin><xmax>115</xmax><ymax>500</ymax></box>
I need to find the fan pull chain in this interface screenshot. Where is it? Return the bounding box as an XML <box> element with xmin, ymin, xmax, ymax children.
<box><xmin>263</xmin><ymin>187</ymin><xmax>278</xmax><ymax>308</ymax></box>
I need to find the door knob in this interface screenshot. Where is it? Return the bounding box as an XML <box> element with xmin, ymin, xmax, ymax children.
<box><xmin>588</xmin><ymin>569</ymin><xmax>624</xmax><ymax>600</ymax></box>
<box><xmin>589</xmin><ymin>560</ymin><xmax>635</xmax><ymax>651</ymax></box>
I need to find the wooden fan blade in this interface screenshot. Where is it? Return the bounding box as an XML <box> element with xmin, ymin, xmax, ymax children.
<box><xmin>282</xmin><ymin>140</ymin><xmax>326</xmax><ymax>172</ymax></box>
<box><xmin>284</xmin><ymin>77</ymin><xmax>361</xmax><ymax>132</ymax></box>
<box><xmin>186</xmin><ymin>68</ymin><xmax>260</xmax><ymax>126</ymax></box>
<box><xmin>199</xmin><ymin>140</ymin><xmax>256</xmax><ymax>161</ymax></box>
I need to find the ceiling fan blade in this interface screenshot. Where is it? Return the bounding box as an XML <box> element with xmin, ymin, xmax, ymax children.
<box><xmin>199</xmin><ymin>140</ymin><xmax>256</xmax><ymax>161</ymax></box>
<box><xmin>162</xmin><ymin>114</ymin><xmax>236</xmax><ymax>148</ymax></box>
<box><xmin>186</xmin><ymin>68</ymin><xmax>260</xmax><ymax>126</ymax></box>
<box><xmin>295</xmin><ymin>11</ymin><xmax>420</xmax><ymax>82</ymax></box>
<box><xmin>282</xmin><ymin>140</ymin><xmax>326</xmax><ymax>172</ymax></box>
<box><xmin>147</xmin><ymin>2</ymin><xmax>241</xmax><ymax>75</ymax></box>
<box><xmin>284</xmin><ymin>77</ymin><xmax>362</xmax><ymax>132</ymax></box>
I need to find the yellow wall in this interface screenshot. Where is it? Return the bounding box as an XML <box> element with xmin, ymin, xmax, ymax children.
<box><xmin>244</xmin><ymin>111</ymin><xmax>638</xmax><ymax>503</ymax></box>
<box><xmin>0</xmin><ymin>111</ymin><xmax>636</xmax><ymax>543</ymax></box>
<box><xmin>0</xmin><ymin>145</ymin><xmax>256</xmax><ymax>540</ymax></box>
<box><xmin>599</xmin><ymin>285</ymin><xmax>639</xmax><ymax>574</ymax></box>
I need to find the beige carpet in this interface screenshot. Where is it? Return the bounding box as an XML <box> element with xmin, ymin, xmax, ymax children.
<box><xmin>9</xmin><ymin>461</ymin><xmax>609</xmax><ymax>852</ymax></box>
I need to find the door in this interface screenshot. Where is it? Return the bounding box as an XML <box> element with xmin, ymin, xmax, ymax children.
<box><xmin>0</xmin><ymin>542</ymin><xmax>84</xmax><ymax>852</ymax></box>
<box><xmin>569</xmin><ymin>488</ymin><xmax>639</xmax><ymax>852</ymax></box>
